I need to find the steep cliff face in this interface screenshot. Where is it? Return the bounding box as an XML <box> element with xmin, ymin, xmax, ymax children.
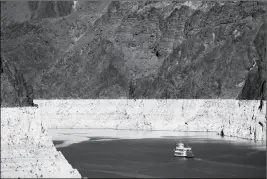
<box><xmin>1</xmin><ymin>107</ymin><xmax>81</xmax><ymax>178</ymax></box>
<box><xmin>1</xmin><ymin>1</ymin><xmax>73</xmax><ymax>28</ymax></box>
<box><xmin>35</xmin><ymin>99</ymin><xmax>266</xmax><ymax>141</ymax></box>
<box><xmin>1</xmin><ymin>1</ymin><xmax>266</xmax><ymax>99</ymax></box>
<box><xmin>238</xmin><ymin>22</ymin><xmax>266</xmax><ymax>100</ymax></box>
<box><xmin>1</xmin><ymin>55</ymin><xmax>34</xmax><ymax>107</ymax></box>
<box><xmin>145</xmin><ymin>2</ymin><xmax>266</xmax><ymax>99</ymax></box>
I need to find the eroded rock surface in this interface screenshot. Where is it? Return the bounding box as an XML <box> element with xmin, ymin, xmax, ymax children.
<box><xmin>35</xmin><ymin>99</ymin><xmax>266</xmax><ymax>141</ymax></box>
<box><xmin>1</xmin><ymin>1</ymin><xmax>266</xmax><ymax>99</ymax></box>
<box><xmin>1</xmin><ymin>107</ymin><xmax>81</xmax><ymax>178</ymax></box>
<box><xmin>1</xmin><ymin>55</ymin><xmax>34</xmax><ymax>107</ymax></box>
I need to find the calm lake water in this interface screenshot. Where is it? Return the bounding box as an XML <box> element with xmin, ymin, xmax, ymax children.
<box><xmin>53</xmin><ymin>130</ymin><xmax>266</xmax><ymax>178</ymax></box>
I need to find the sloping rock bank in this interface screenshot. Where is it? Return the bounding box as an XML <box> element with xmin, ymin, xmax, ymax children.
<box><xmin>0</xmin><ymin>107</ymin><xmax>81</xmax><ymax>178</ymax></box>
<box><xmin>35</xmin><ymin>99</ymin><xmax>266</xmax><ymax>141</ymax></box>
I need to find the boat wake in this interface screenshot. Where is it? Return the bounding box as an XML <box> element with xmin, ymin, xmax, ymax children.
<box><xmin>192</xmin><ymin>157</ymin><xmax>265</xmax><ymax>170</ymax></box>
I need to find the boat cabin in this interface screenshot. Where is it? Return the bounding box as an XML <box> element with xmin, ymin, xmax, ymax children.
<box><xmin>176</xmin><ymin>143</ymin><xmax>184</xmax><ymax>148</ymax></box>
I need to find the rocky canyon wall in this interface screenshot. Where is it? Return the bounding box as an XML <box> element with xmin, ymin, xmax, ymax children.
<box><xmin>1</xmin><ymin>1</ymin><xmax>266</xmax><ymax>100</ymax></box>
<box><xmin>1</xmin><ymin>1</ymin><xmax>266</xmax><ymax>178</ymax></box>
<box><xmin>0</xmin><ymin>107</ymin><xmax>81</xmax><ymax>177</ymax></box>
<box><xmin>35</xmin><ymin>99</ymin><xmax>266</xmax><ymax>141</ymax></box>
<box><xmin>1</xmin><ymin>54</ymin><xmax>35</xmax><ymax>107</ymax></box>
<box><xmin>1</xmin><ymin>34</ymin><xmax>81</xmax><ymax>178</ymax></box>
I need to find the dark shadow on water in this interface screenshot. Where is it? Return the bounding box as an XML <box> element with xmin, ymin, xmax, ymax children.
<box><xmin>53</xmin><ymin>140</ymin><xmax>64</xmax><ymax>145</ymax></box>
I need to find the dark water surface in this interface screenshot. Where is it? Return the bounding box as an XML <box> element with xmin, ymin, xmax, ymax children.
<box><xmin>54</xmin><ymin>135</ymin><xmax>266</xmax><ymax>178</ymax></box>
<box><xmin>53</xmin><ymin>140</ymin><xmax>64</xmax><ymax>145</ymax></box>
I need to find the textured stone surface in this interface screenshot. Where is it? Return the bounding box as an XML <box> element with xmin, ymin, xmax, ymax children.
<box><xmin>1</xmin><ymin>1</ymin><xmax>266</xmax><ymax>99</ymax></box>
<box><xmin>1</xmin><ymin>54</ymin><xmax>35</xmax><ymax>107</ymax></box>
<box><xmin>0</xmin><ymin>107</ymin><xmax>81</xmax><ymax>178</ymax></box>
<box><xmin>35</xmin><ymin>99</ymin><xmax>266</xmax><ymax>141</ymax></box>
<box><xmin>2</xmin><ymin>2</ymin><xmax>266</xmax><ymax>178</ymax></box>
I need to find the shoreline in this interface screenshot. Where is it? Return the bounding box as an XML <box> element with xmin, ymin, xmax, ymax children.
<box><xmin>0</xmin><ymin>107</ymin><xmax>81</xmax><ymax>178</ymax></box>
<box><xmin>35</xmin><ymin>99</ymin><xmax>266</xmax><ymax>141</ymax></box>
<box><xmin>48</xmin><ymin>128</ymin><xmax>266</xmax><ymax>150</ymax></box>
<box><xmin>1</xmin><ymin>104</ymin><xmax>264</xmax><ymax>177</ymax></box>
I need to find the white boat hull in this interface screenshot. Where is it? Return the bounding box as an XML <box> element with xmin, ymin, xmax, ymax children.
<box><xmin>174</xmin><ymin>153</ymin><xmax>194</xmax><ymax>158</ymax></box>
<box><xmin>174</xmin><ymin>154</ymin><xmax>187</xmax><ymax>157</ymax></box>
<box><xmin>174</xmin><ymin>150</ymin><xmax>187</xmax><ymax>157</ymax></box>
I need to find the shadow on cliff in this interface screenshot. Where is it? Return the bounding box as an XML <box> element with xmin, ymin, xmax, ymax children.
<box><xmin>1</xmin><ymin>1</ymin><xmax>266</xmax><ymax>102</ymax></box>
<box><xmin>237</xmin><ymin>23</ymin><xmax>266</xmax><ymax>101</ymax></box>
<box><xmin>1</xmin><ymin>54</ymin><xmax>37</xmax><ymax>107</ymax></box>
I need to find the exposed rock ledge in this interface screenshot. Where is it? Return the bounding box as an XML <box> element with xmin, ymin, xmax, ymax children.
<box><xmin>0</xmin><ymin>107</ymin><xmax>81</xmax><ymax>178</ymax></box>
<box><xmin>35</xmin><ymin>99</ymin><xmax>266</xmax><ymax>141</ymax></box>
